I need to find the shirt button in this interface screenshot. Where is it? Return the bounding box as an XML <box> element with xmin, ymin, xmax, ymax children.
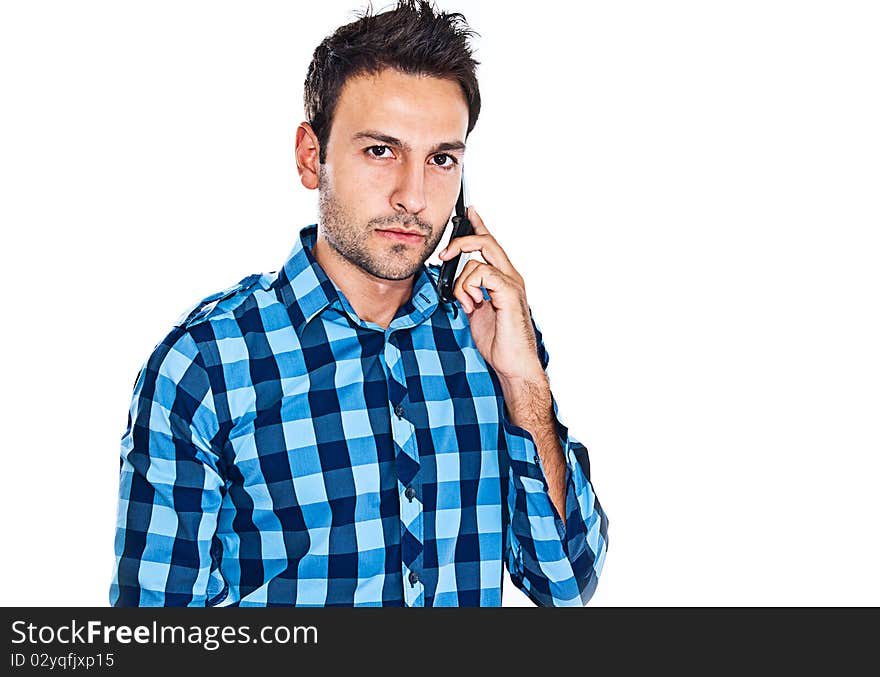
<box><xmin>405</xmin><ymin>486</ymin><xmax>416</xmax><ymax>501</ymax></box>
<box><xmin>394</xmin><ymin>403</ymin><xmax>405</xmax><ymax>419</ymax></box>
<box><xmin>408</xmin><ymin>570</ymin><xmax>420</xmax><ymax>586</ymax></box>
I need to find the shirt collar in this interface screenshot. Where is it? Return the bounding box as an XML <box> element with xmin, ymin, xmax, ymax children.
<box><xmin>274</xmin><ymin>224</ymin><xmax>441</xmax><ymax>334</ymax></box>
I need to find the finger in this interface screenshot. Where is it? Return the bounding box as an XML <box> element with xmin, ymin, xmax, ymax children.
<box><xmin>467</xmin><ymin>206</ymin><xmax>489</xmax><ymax>235</ymax></box>
<box><xmin>453</xmin><ymin>258</ymin><xmax>488</xmax><ymax>307</ymax></box>
<box><xmin>457</xmin><ymin>261</ymin><xmax>521</xmax><ymax>312</ymax></box>
<box><xmin>439</xmin><ymin>234</ymin><xmax>518</xmax><ymax>280</ymax></box>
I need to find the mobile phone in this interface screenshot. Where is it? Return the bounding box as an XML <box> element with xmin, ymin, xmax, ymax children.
<box><xmin>438</xmin><ymin>176</ymin><xmax>473</xmax><ymax>303</ymax></box>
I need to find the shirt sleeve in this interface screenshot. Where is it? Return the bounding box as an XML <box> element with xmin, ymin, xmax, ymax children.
<box><xmin>502</xmin><ymin>314</ymin><xmax>610</xmax><ymax>607</ymax></box>
<box><xmin>110</xmin><ymin>326</ymin><xmax>227</xmax><ymax>607</ymax></box>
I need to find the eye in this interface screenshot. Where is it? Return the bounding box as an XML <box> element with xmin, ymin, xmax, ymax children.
<box><xmin>366</xmin><ymin>145</ymin><xmax>393</xmax><ymax>158</ymax></box>
<box><xmin>431</xmin><ymin>153</ymin><xmax>458</xmax><ymax>170</ymax></box>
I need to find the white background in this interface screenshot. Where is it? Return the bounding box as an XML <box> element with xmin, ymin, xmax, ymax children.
<box><xmin>1</xmin><ymin>1</ymin><xmax>878</xmax><ymax>606</ymax></box>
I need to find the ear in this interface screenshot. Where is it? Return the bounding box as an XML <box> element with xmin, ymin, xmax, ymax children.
<box><xmin>295</xmin><ymin>122</ymin><xmax>320</xmax><ymax>190</ymax></box>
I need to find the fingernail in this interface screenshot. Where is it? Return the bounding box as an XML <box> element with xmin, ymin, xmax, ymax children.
<box><xmin>439</xmin><ymin>247</ymin><xmax>447</xmax><ymax>257</ymax></box>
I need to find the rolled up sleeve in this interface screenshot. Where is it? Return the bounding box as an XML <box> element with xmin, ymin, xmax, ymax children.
<box><xmin>503</xmin><ymin>316</ymin><xmax>610</xmax><ymax>607</ymax></box>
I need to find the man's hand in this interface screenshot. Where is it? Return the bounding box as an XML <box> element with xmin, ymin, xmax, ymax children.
<box><xmin>437</xmin><ymin>206</ymin><xmax>544</xmax><ymax>382</ymax></box>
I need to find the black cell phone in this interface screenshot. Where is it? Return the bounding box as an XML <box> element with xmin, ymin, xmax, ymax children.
<box><xmin>438</xmin><ymin>176</ymin><xmax>473</xmax><ymax>303</ymax></box>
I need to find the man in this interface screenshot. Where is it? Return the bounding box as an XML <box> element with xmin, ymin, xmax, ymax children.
<box><xmin>111</xmin><ymin>0</ymin><xmax>608</xmax><ymax>607</ymax></box>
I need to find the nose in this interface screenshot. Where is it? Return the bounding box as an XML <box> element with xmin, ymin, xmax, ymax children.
<box><xmin>390</xmin><ymin>160</ymin><xmax>427</xmax><ymax>215</ymax></box>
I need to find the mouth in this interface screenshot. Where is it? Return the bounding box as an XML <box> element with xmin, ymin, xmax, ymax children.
<box><xmin>374</xmin><ymin>227</ymin><xmax>426</xmax><ymax>245</ymax></box>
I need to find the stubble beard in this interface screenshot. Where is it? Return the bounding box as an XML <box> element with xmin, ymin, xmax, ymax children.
<box><xmin>317</xmin><ymin>166</ymin><xmax>445</xmax><ymax>281</ymax></box>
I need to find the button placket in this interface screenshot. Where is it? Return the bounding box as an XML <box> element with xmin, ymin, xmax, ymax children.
<box><xmin>404</xmin><ymin>566</ymin><xmax>423</xmax><ymax>607</ymax></box>
<box><xmin>384</xmin><ymin>334</ymin><xmax>425</xmax><ymax>607</ymax></box>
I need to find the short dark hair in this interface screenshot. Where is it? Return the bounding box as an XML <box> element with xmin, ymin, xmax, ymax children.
<box><xmin>304</xmin><ymin>0</ymin><xmax>481</xmax><ymax>164</ymax></box>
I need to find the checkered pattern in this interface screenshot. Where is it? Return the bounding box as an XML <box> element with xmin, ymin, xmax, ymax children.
<box><xmin>110</xmin><ymin>225</ymin><xmax>609</xmax><ymax>607</ymax></box>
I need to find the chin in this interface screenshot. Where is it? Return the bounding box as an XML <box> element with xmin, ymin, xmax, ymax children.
<box><xmin>369</xmin><ymin>255</ymin><xmax>427</xmax><ymax>281</ymax></box>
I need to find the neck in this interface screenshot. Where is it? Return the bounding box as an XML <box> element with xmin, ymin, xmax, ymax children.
<box><xmin>312</xmin><ymin>234</ymin><xmax>415</xmax><ymax>330</ymax></box>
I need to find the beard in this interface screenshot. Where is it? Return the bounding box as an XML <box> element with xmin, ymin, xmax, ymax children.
<box><xmin>317</xmin><ymin>166</ymin><xmax>446</xmax><ymax>281</ymax></box>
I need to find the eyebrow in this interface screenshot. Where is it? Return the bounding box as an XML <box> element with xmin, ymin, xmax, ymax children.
<box><xmin>352</xmin><ymin>130</ymin><xmax>466</xmax><ymax>155</ymax></box>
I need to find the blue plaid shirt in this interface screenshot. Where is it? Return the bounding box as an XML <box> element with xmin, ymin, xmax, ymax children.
<box><xmin>111</xmin><ymin>224</ymin><xmax>609</xmax><ymax>607</ymax></box>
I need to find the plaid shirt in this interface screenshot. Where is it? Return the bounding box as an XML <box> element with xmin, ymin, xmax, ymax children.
<box><xmin>111</xmin><ymin>224</ymin><xmax>609</xmax><ymax>607</ymax></box>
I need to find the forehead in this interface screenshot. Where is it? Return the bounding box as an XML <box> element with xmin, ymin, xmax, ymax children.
<box><xmin>332</xmin><ymin>69</ymin><xmax>469</xmax><ymax>145</ymax></box>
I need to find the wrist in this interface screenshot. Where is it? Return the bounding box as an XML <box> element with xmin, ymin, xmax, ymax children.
<box><xmin>498</xmin><ymin>369</ymin><xmax>552</xmax><ymax>425</ymax></box>
<box><xmin>496</xmin><ymin>360</ymin><xmax>546</xmax><ymax>391</ymax></box>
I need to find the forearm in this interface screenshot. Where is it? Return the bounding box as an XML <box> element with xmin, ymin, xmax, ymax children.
<box><xmin>498</xmin><ymin>369</ymin><xmax>567</xmax><ymax>526</ymax></box>
<box><xmin>493</xmin><ymin>312</ymin><xmax>609</xmax><ymax>605</ymax></box>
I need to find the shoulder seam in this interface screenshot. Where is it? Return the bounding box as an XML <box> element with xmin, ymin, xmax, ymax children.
<box><xmin>175</xmin><ymin>273</ymin><xmax>264</xmax><ymax>329</ymax></box>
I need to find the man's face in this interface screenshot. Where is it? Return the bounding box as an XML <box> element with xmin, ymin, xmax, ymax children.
<box><xmin>317</xmin><ymin>68</ymin><xmax>469</xmax><ymax>281</ymax></box>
